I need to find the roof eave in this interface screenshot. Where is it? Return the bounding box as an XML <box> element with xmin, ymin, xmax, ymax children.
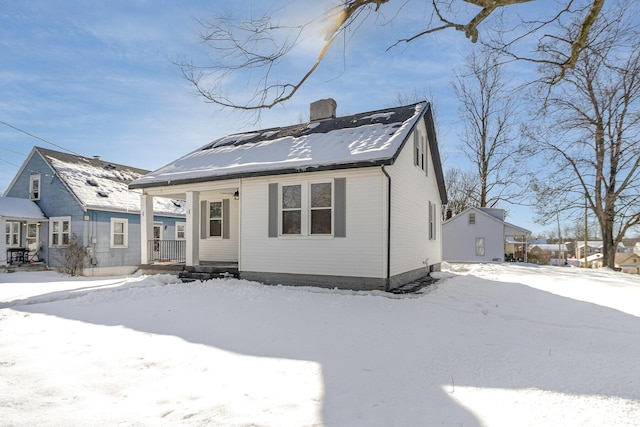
<box><xmin>129</xmin><ymin>158</ymin><xmax>393</xmax><ymax>190</ymax></box>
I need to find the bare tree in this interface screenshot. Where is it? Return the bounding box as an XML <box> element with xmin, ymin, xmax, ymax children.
<box><xmin>527</xmin><ymin>2</ymin><xmax>640</xmax><ymax>268</ymax></box>
<box><xmin>178</xmin><ymin>0</ymin><xmax>605</xmax><ymax>110</ymax></box>
<box><xmin>443</xmin><ymin>167</ymin><xmax>479</xmax><ymax>218</ymax></box>
<box><xmin>452</xmin><ymin>48</ymin><xmax>525</xmax><ymax>207</ymax></box>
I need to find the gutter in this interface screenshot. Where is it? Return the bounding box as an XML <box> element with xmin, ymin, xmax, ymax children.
<box><xmin>381</xmin><ymin>165</ymin><xmax>391</xmax><ymax>292</ymax></box>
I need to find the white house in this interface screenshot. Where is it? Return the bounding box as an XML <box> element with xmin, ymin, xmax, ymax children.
<box><xmin>575</xmin><ymin>241</ymin><xmax>626</xmax><ymax>259</ymax></box>
<box><xmin>442</xmin><ymin>207</ymin><xmax>530</xmax><ymax>263</ymax></box>
<box><xmin>130</xmin><ymin>99</ymin><xmax>448</xmax><ymax>291</ymax></box>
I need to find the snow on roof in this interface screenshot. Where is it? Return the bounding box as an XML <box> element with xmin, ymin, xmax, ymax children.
<box><xmin>130</xmin><ymin>103</ymin><xmax>426</xmax><ymax>189</ymax></box>
<box><xmin>530</xmin><ymin>243</ymin><xmax>569</xmax><ymax>252</ymax></box>
<box><xmin>576</xmin><ymin>241</ymin><xmax>625</xmax><ymax>249</ymax></box>
<box><xmin>38</xmin><ymin>148</ymin><xmax>184</xmax><ymax>217</ymax></box>
<box><xmin>0</xmin><ymin>197</ymin><xmax>47</xmax><ymax>220</ymax></box>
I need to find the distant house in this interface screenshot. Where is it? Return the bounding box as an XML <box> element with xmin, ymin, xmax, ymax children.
<box><xmin>528</xmin><ymin>243</ymin><xmax>570</xmax><ymax>266</ymax></box>
<box><xmin>614</xmin><ymin>253</ymin><xmax>640</xmax><ymax>274</ymax></box>
<box><xmin>130</xmin><ymin>99</ymin><xmax>448</xmax><ymax>291</ymax></box>
<box><xmin>442</xmin><ymin>207</ymin><xmax>530</xmax><ymax>263</ymax></box>
<box><xmin>1</xmin><ymin>197</ymin><xmax>47</xmax><ymax>268</ymax></box>
<box><xmin>3</xmin><ymin>147</ymin><xmax>184</xmax><ymax>275</ymax></box>
<box><xmin>575</xmin><ymin>241</ymin><xmax>626</xmax><ymax>259</ymax></box>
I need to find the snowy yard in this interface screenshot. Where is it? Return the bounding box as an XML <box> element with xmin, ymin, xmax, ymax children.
<box><xmin>1</xmin><ymin>263</ymin><xmax>639</xmax><ymax>426</ymax></box>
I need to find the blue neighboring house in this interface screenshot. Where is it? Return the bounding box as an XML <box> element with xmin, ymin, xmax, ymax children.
<box><xmin>3</xmin><ymin>147</ymin><xmax>185</xmax><ymax>276</ymax></box>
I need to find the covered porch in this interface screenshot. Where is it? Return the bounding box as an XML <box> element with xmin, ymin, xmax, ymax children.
<box><xmin>138</xmin><ymin>180</ymin><xmax>241</xmax><ymax>270</ymax></box>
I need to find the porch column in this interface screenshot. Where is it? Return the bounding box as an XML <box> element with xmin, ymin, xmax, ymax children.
<box><xmin>186</xmin><ymin>191</ymin><xmax>200</xmax><ymax>267</ymax></box>
<box><xmin>140</xmin><ymin>194</ymin><xmax>154</xmax><ymax>264</ymax></box>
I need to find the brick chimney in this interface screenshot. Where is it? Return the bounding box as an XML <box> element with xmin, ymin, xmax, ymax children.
<box><xmin>310</xmin><ymin>98</ymin><xmax>337</xmax><ymax>121</ymax></box>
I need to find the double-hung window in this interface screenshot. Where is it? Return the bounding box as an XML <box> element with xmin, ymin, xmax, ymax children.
<box><xmin>50</xmin><ymin>217</ymin><xmax>70</xmax><ymax>247</ymax></box>
<box><xmin>175</xmin><ymin>222</ymin><xmax>186</xmax><ymax>240</ymax></box>
<box><xmin>428</xmin><ymin>201</ymin><xmax>436</xmax><ymax>240</ymax></box>
<box><xmin>281</xmin><ymin>185</ymin><xmax>302</xmax><ymax>235</ymax></box>
<box><xmin>5</xmin><ymin>221</ymin><xmax>20</xmax><ymax>247</ymax></box>
<box><xmin>310</xmin><ymin>182</ymin><xmax>332</xmax><ymax>234</ymax></box>
<box><xmin>280</xmin><ymin>182</ymin><xmax>333</xmax><ymax>235</ymax></box>
<box><xmin>269</xmin><ymin>178</ymin><xmax>345</xmax><ymax>238</ymax></box>
<box><xmin>413</xmin><ymin>130</ymin><xmax>428</xmax><ymax>174</ymax></box>
<box><xmin>209</xmin><ymin>201</ymin><xmax>223</xmax><ymax>237</ymax></box>
<box><xmin>29</xmin><ymin>174</ymin><xmax>40</xmax><ymax>200</ymax></box>
<box><xmin>111</xmin><ymin>218</ymin><xmax>128</xmax><ymax>248</ymax></box>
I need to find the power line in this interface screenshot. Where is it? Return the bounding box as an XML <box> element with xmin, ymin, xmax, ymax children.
<box><xmin>0</xmin><ymin>120</ymin><xmax>80</xmax><ymax>155</ymax></box>
<box><xmin>0</xmin><ymin>157</ymin><xmax>20</xmax><ymax>168</ymax></box>
<box><xmin>0</xmin><ymin>146</ymin><xmax>27</xmax><ymax>157</ymax></box>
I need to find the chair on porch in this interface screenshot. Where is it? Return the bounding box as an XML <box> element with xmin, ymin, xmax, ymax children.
<box><xmin>28</xmin><ymin>241</ymin><xmax>42</xmax><ymax>263</ymax></box>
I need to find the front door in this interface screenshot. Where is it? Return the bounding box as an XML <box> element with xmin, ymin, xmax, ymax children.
<box><xmin>26</xmin><ymin>223</ymin><xmax>40</xmax><ymax>261</ymax></box>
<box><xmin>153</xmin><ymin>222</ymin><xmax>163</xmax><ymax>260</ymax></box>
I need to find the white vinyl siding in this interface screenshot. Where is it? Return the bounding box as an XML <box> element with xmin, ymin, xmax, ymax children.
<box><xmin>198</xmin><ymin>194</ymin><xmax>238</xmax><ymax>263</ymax></box>
<box><xmin>241</xmin><ymin>169</ymin><xmax>385</xmax><ymax>278</ymax></box>
<box><xmin>442</xmin><ymin>209</ymin><xmax>510</xmax><ymax>263</ymax></box>
<box><xmin>387</xmin><ymin>118</ymin><xmax>442</xmax><ymax>276</ymax></box>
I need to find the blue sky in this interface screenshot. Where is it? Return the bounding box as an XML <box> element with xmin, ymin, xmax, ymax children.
<box><xmin>0</xmin><ymin>0</ymin><xmax>546</xmax><ymax>233</ymax></box>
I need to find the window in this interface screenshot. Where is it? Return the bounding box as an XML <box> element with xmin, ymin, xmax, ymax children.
<box><xmin>175</xmin><ymin>222</ymin><xmax>186</xmax><ymax>240</ymax></box>
<box><xmin>310</xmin><ymin>182</ymin><xmax>332</xmax><ymax>234</ymax></box>
<box><xmin>29</xmin><ymin>174</ymin><xmax>40</xmax><ymax>200</ymax></box>
<box><xmin>282</xmin><ymin>185</ymin><xmax>302</xmax><ymax>235</ymax></box>
<box><xmin>209</xmin><ymin>201</ymin><xmax>222</xmax><ymax>237</ymax></box>
<box><xmin>468</xmin><ymin>213</ymin><xmax>476</xmax><ymax>225</ymax></box>
<box><xmin>413</xmin><ymin>131</ymin><xmax>428</xmax><ymax>174</ymax></box>
<box><xmin>5</xmin><ymin>221</ymin><xmax>20</xmax><ymax>247</ymax></box>
<box><xmin>428</xmin><ymin>201</ymin><xmax>436</xmax><ymax>240</ymax></box>
<box><xmin>110</xmin><ymin>218</ymin><xmax>128</xmax><ymax>248</ymax></box>
<box><xmin>422</xmin><ymin>135</ymin><xmax>428</xmax><ymax>176</ymax></box>
<box><xmin>476</xmin><ymin>237</ymin><xmax>485</xmax><ymax>256</ymax></box>
<box><xmin>50</xmin><ymin>217</ymin><xmax>70</xmax><ymax>247</ymax></box>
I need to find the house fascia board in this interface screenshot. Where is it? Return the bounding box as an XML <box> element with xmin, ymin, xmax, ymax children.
<box><xmin>0</xmin><ymin>215</ymin><xmax>48</xmax><ymax>222</ymax></box>
<box><xmin>130</xmin><ymin>158</ymin><xmax>394</xmax><ymax>190</ymax></box>
<box><xmin>422</xmin><ymin>104</ymin><xmax>448</xmax><ymax>205</ymax></box>
<box><xmin>2</xmin><ymin>147</ymin><xmax>52</xmax><ymax>197</ymax></box>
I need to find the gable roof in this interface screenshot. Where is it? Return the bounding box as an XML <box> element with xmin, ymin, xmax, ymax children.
<box><xmin>10</xmin><ymin>147</ymin><xmax>184</xmax><ymax>216</ymax></box>
<box><xmin>130</xmin><ymin>101</ymin><xmax>447</xmax><ymax>203</ymax></box>
<box><xmin>444</xmin><ymin>206</ymin><xmax>531</xmax><ymax>236</ymax></box>
<box><xmin>0</xmin><ymin>197</ymin><xmax>47</xmax><ymax>221</ymax></box>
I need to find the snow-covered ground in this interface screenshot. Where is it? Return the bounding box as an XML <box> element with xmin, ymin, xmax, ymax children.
<box><xmin>1</xmin><ymin>263</ymin><xmax>639</xmax><ymax>426</ymax></box>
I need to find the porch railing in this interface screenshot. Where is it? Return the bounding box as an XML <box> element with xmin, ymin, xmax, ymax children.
<box><xmin>147</xmin><ymin>240</ymin><xmax>186</xmax><ymax>263</ymax></box>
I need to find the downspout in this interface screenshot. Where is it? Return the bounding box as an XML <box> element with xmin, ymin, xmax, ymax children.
<box><xmin>381</xmin><ymin>165</ymin><xmax>391</xmax><ymax>292</ymax></box>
